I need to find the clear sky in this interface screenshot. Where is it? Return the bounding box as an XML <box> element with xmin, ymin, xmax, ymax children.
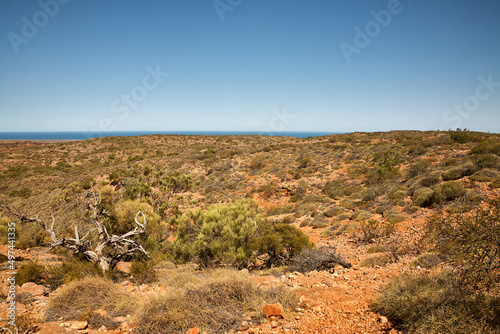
<box><xmin>1</xmin><ymin>0</ymin><xmax>499</xmax><ymax>133</ymax></box>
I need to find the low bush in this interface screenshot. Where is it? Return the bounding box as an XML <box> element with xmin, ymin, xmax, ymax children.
<box><xmin>470</xmin><ymin>168</ymin><xmax>499</xmax><ymax>182</ymax></box>
<box><xmin>449</xmin><ymin>128</ymin><xmax>473</xmax><ymax>143</ymax></box>
<box><xmin>322</xmin><ymin>179</ymin><xmax>361</xmax><ymax>200</ymax></box>
<box><xmin>410</xmin><ymin>253</ymin><xmax>442</xmax><ymax>269</ymax></box>
<box><xmin>472</xmin><ymin>154</ymin><xmax>500</xmax><ymax>170</ymax></box>
<box><xmin>337</xmin><ymin>222</ymin><xmax>356</xmax><ymax>234</ymax></box>
<box><xmin>387</xmin><ymin>186</ymin><xmax>408</xmax><ymax>206</ymax></box>
<box><xmin>383</xmin><ymin>210</ymin><xmax>407</xmax><ymax>223</ymax></box>
<box><xmin>441</xmin><ymin>181</ymin><xmax>465</xmax><ymax>200</ymax></box>
<box><xmin>490</xmin><ymin>176</ymin><xmax>500</xmax><ymax>189</ymax></box>
<box><xmin>360</xmin><ymin>254</ymin><xmax>390</xmax><ymax>267</ymax></box>
<box><xmin>366</xmin><ymin>244</ymin><xmax>387</xmax><ymax>254</ymax></box>
<box><xmin>375</xmin><ymin>204</ymin><xmax>392</xmax><ymax>215</ymax></box>
<box><xmin>292</xmin><ymin>247</ymin><xmax>351</xmax><ymax>272</ymax></box>
<box><xmin>357</xmin><ymin>219</ymin><xmax>395</xmax><ymax>244</ymax></box>
<box><xmin>426</xmin><ymin>199</ymin><xmax>500</xmax><ymax>291</ymax></box>
<box><xmin>412</xmin><ymin>187</ymin><xmax>435</xmax><ymax>207</ymax></box>
<box><xmin>406</xmin><ymin>159</ymin><xmax>432</xmax><ymax>179</ymax></box>
<box><xmin>16</xmin><ymin>261</ymin><xmax>46</xmax><ymax>286</ymax></box>
<box><xmin>320</xmin><ymin>223</ymin><xmax>341</xmax><ymax>238</ymax></box>
<box><xmin>45</xmin><ymin>258</ymin><xmax>103</xmax><ymax>290</ymax></box>
<box><xmin>310</xmin><ymin>216</ymin><xmax>329</xmax><ymax>229</ymax></box>
<box><xmin>441</xmin><ymin>161</ymin><xmax>476</xmax><ymax>181</ymax></box>
<box><xmin>130</xmin><ymin>260</ymin><xmax>157</xmax><ymax>285</ymax></box>
<box><xmin>332</xmin><ymin>213</ymin><xmax>352</xmax><ymax>222</ymax></box>
<box><xmin>351</xmin><ymin>210</ymin><xmax>373</xmax><ymax>222</ymax></box>
<box><xmin>373</xmin><ymin>272</ymin><xmax>500</xmax><ymax>334</ymax></box>
<box><xmin>471</xmin><ymin>139</ymin><xmax>500</xmax><ymax>156</ymax></box>
<box><xmin>323</xmin><ymin>206</ymin><xmax>349</xmax><ymax>217</ymax></box>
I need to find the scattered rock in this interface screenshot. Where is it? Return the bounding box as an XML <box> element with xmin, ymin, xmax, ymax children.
<box><xmin>69</xmin><ymin>320</ymin><xmax>88</xmax><ymax>330</ymax></box>
<box><xmin>263</xmin><ymin>303</ymin><xmax>284</xmax><ymax>319</ymax></box>
<box><xmin>20</xmin><ymin>282</ymin><xmax>49</xmax><ymax>296</ymax></box>
<box><xmin>37</xmin><ymin>322</ymin><xmax>79</xmax><ymax>334</ymax></box>
<box><xmin>188</xmin><ymin>327</ymin><xmax>200</xmax><ymax>334</ymax></box>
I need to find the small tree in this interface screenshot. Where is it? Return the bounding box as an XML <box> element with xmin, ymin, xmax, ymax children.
<box><xmin>173</xmin><ymin>199</ymin><xmax>312</xmax><ymax>268</ymax></box>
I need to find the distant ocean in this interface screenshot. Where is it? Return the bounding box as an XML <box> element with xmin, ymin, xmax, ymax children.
<box><xmin>0</xmin><ymin>131</ymin><xmax>343</xmax><ymax>140</ymax></box>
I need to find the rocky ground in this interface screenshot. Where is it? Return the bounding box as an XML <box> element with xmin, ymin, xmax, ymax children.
<box><xmin>1</xmin><ymin>131</ymin><xmax>498</xmax><ymax>333</ymax></box>
<box><xmin>0</xmin><ymin>224</ymin><xmax>418</xmax><ymax>334</ymax></box>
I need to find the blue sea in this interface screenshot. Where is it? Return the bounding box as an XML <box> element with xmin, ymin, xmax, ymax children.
<box><xmin>0</xmin><ymin>131</ymin><xmax>343</xmax><ymax>140</ymax></box>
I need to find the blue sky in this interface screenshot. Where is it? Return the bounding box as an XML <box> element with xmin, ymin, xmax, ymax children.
<box><xmin>1</xmin><ymin>0</ymin><xmax>499</xmax><ymax>133</ymax></box>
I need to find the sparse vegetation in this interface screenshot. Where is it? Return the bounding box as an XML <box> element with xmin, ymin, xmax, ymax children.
<box><xmin>1</xmin><ymin>131</ymin><xmax>500</xmax><ymax>333</ymax></box>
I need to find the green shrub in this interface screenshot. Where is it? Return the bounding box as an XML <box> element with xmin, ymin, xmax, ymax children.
<box><xmin>441</xmin><ymin>161</ymin><xmax>476</xmax><ymax>181</ymax></box>
<box><xmin>406</xmin><ymin>159</ymin><xmax>432</xmax><ymax>179</ymax></box>
<box><xmin>441</xmin><ymin>181</ymin><xmax>465</xmax><ymax>200</ymax></box>
<box><xmin>470</xmin><ymin>168</ymin><xmax>499</xmax><ymax>182</ymax></box>
<box><xmin>16</xmin><ymin>261</ymin><xmax>46</xmax><ymax>286</ymax></box>
<box><xmin>266</xmin><ymin>205</ymin><xmax>293</xmax><ymax>216</ymax></box>
<box><xmin>8</xmin><ymin>187</ymin><xmax>32</xmax><ymax>198</ymax></box>
<box><xmin>449</xmin><ymin>128</ymin><xmax>472</xmax><ymax>143</ymax></box>
<box><xmin>472</xmin><ymin>154</ymin><xmax>500</xmax><ymax>170</ymax></box>
<box><xmin>339</xmin><ymin>198</ymin><xmax>356</xmax><ymax>210</ymax></box>
<box><xmin>412</xmin><ymin>187</ymin><xmax>435</xmax><ymax>207</ymax></box>
<box><xmin>174</xmin><ymin>199</ymin><xmax>312</xmax><ymax>268</ymax></box>
<box><xmin>358</xmin><ymin>219</ymin><xmax>395</xmax><ymax>243</ymax></box>
<box><xmin>360</xmin><ymin>254</ymin><xmax>390</xmax><ymax>267</ymax></box>
<box><xmin>332</xmin><ymin>213</ymin><xmax>352</xmax><ymax>222</ymax></box>
<box><xmin>471</xmin><ymin>139</ymin><xmax>500</xmax><ymax>156</ymax></box>
<box><xmin>320</xmin><ymin>223</ymin><xmax>341</xmax><ymax>238</ymax></box>
<box><xmin>366</xmin><ymin>244</ymin><xmax>387</xmax><ymax>254</ymax></box>
<box><xmin>310</xmin><ymin>216</ymin><xmax>329</xmax><ymax>229</ymax></box>
<box><xmin>426</xmin><ymin>199</ymin><xmax>500</xmax><ymax>291</ymax></box>
<box><xmin>130</xmin><ymin>260</ymin><xmax>157</xmax><ymax>285</ymax></box>
<box><xmin>45</xmin><ymin>258</ymin><xmax>103</xmax><ymax>290</ymax></box>
<box><xmin>375</xmin><ymin>204</ymin><xmax>392</xmax><ymax>215</ymax></box>
<box><xmin>490</xmin><ymin>176</ymin><xmax>500</xmax><ymax>189</ymax></box>
<box><xmin>420</xmin><ymin>173</ymin><xmax>441</xmax><ymax>187</ymax></box>
<box><xmin>337</xmin><ymin>222</ymin><xmax>356</xmax><ymax>234</ymax></box>
<box><xmin>351</xmin><ymin>210</ymin><xmax>372</xmax><ymax>222</ymax></box>
<box><xmin>322</xmin><ymin>179</ymin><xmax>361</xmax><ymax>200</ymax></box>
<box><xmin>373</xmin><ymin>272</ymin><xmax>500</xmax><ymax>334</ymax></box>
<box><xmin>410</xmin><ymin>253</ymin><xmax>442</xmax><ymax>269</ymax></box>
<box><xmin>387</xmin><ymin>186</ymin><xmax>408</xmax><ymax>206</ymax></box>
<box><xmin>323</xmin><ymin>206</ymin><xmax>348</xmax><ymax>217</ymax></box>
<box><xmin>383</xmin><ymin>210</ymin><xmax>407</xmax><ymax>223</ymax></box>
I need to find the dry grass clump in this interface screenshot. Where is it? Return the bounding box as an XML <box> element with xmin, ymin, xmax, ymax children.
<box><xmin>360</xmin><ymin>254</ymin><xmax>391</xmax><ymax>267</ymax></box>
<box><xmin>44</xmin><ymin>277</ymin><xmax>137</xmax><ymax>327</ymax></box>
<box><xmin>373</xmin><ymin>272</ymin><xmax>500</xmax><ymax>334</ymax></box>
<box><xmin>135</xmin><ymin>269</ymin><xmax>297</xmax><ymax>334</ymax></box>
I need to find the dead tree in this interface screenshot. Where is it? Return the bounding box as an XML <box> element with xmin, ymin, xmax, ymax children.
<box><xmin>1</xmin><ymin>189</ymin><xmax>150</xmax><ymax>272</ymax></box>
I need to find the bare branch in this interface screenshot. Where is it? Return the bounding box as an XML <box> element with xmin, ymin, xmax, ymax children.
<box><xmin>1</xmin><ymin>188</ymin><xmax>151</xmax><ymax>272</ymax></box>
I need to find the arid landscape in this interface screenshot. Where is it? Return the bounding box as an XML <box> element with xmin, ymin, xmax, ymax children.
<box><xmin>1</xmin><ymin>130</ymin><xmax>500</xmax><ymax>333</ymax></box>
